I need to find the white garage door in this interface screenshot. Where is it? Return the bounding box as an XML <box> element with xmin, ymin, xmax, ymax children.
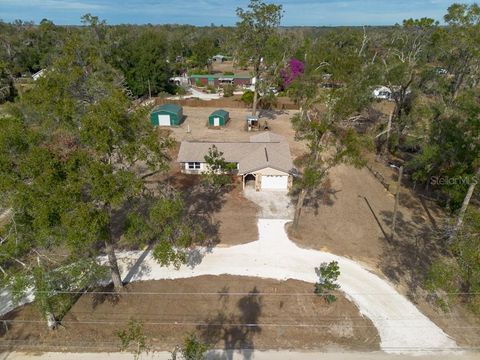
<box><xmin>158</xmin><ymin>114</ymin><xmax>171</xmax><ymax>126</ymax></box>
<box><xmin>261</xmin><ymin>175</ymin><xmax>288</xmax><ymax>190</ymax></box>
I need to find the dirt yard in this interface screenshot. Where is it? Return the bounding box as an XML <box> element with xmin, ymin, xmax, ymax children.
<box><xmin>211</xmin><ymin>60</ymin><xmax>251</xmax><ymax>75</ymax></box>
<box><xmin>287</xmin><ymin>160</ymin><xmax>480</xmax><ymax>348</ymax></box>
<box><xmin>0</xmin><ymin>276</ymin><xmax>380</xmax><ymax>352</ymax></box>
<box><xmin>168</xmin><ymin>106</ymin><xmax>307</xmax><ymax>158</ymax></box>
<box><xmin>146</xmin><ymin>157</ymin><xmax>259</xmax><ymax>247</ymax></box>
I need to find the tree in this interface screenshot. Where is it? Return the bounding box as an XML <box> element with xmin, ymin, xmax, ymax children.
<box><xmin>280</xmin><ymin>58</ymin><xmax>304</xmax><ymax>89</ymax></box>
<box><xmin>0</xmin><ymin>15</ymin><xmax>176</xmax><ymax>309</ymax></box>
<box><xmin>110</xmin><ymin>28</ymin><xmax>174</xmax><ymax>97</ymax></box>
<box><xmin>0</xmin><ymin>116</ymin><xmax>107</xmax><ymax>329</ymax></box>
<box><xmin>379</xmin><ymin>18</ymin><xmax>436</xmax><ymax>152</ymax></box>
<box><xmin>202</xmin><ymin>145</ymin><xmax>236</xmax><ymax>189</ymax></box>
<box><xmin>427</xmin><ymin>208</ymin><xmax>480</xmax><ymax>313</ymax></box>
<box><xmin>314</xmin><ymin>261</ymin><xmax>341</xmax><ymax>304</ymax></box>
<box><xmin>116</xmin><ymin>319</ymin><xmax>149</xmax><ymax>360</ymax></box>
<box><xmin>236</xmin><ymin>0</ymin><xmax>283</xmax><ymax>116</ymax></box>
<box><xmin>290</xmin><ymin>75</ymin><xmax>367</xmax><ymax>229</ymax></box>
<box><xmin>125</xmin><ymin>193</ymin><xmax>205</xmax><ymax>269</ymax></box>
<box><xmin>191</xmin><ymin>36</ymin><xmax>217</xmax><ymax>72</ymax></box>
<box><xmin>450</xmin><ymin>166</ymin><xmax>480</xmax><ymax>241</ymax></box>
<box><xmin>441</xmin><ymin>3</ymin><xmax>480</xmax><ymax>100</ymax></box>
<box><xmin>408</xmin><ymin>88</ymin><xmax>480</xmax><ymax>211</ymax></box>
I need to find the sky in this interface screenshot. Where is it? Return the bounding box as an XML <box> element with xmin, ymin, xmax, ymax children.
<box><xmin>0</xmin><ymin>0</ymin><xmax>476</xmax><ymax>26</ymax></box>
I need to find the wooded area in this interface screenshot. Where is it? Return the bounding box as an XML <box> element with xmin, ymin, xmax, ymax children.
<box><xmin>0</xmin><ymin>0</ymin><xmax>479</xmax><ymax>340</ymax></box>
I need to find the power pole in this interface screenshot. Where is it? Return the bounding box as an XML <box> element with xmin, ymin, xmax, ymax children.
<box><xmin>391</xmin><ymin>165</ymin><xmax>404</xmax><ymax>242</ymax></box>
<box><xmin>148</xmin><ymin>79</ymin><xmax>152</xmax><ymax>99</ymax></box>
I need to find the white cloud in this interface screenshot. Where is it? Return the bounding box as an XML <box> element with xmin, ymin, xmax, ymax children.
<box><xmin>0</xmin><ymin>0</ymin><xmax>106</xmax><ymax>10</ymax></box>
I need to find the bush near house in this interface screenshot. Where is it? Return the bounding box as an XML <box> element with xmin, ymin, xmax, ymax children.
<box><xmin>222</xmin><ymin>84</ymin><xmax>234</xmax><ymax>97</ymax></box>
<box><xmin>241</xmin><ymin>90</ymin><xmax>254</xmax><ymax>105</ymax></box>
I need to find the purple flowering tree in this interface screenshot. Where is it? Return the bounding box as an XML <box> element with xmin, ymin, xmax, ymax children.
<box><xmin>281</xmin><ymin>58</ymin><xmax>305</xmax><ymax>88</ymax></box>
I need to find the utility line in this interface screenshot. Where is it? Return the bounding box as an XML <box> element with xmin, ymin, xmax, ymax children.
<box><xmin>1</xmin><ymin>319</ymin><xmax>480</xmax><ymax>329</ymax></box>
<box><xmin>7</xmin><ymin>290</ymin><xmax>479</xmax><ymax>296</ymax></box>
<box><xmin>0</xmin><ymin>340</ymin><xmax>476</xmax><ymax>353</ymax></box>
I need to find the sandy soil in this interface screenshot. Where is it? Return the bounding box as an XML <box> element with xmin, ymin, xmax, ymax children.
<box><xmin>148</xmin><ymin>164</ymin><xmax>259</xmax><ymax>247</ymax></box>
<box><xmin>7</xmin><ymin>351</ymin><xmax>480</xmax><ymax>360</ymax></box>
<box><xmin>0</xmin><ymin>276</ymin><xmax>379</xmax><ymax>353</ymax></box>
<box><xmin>288</xmin><ymin>164</ymin><xmax>393</xmax><ymax>267</ymax></box>
<box><xmin>213</xmin><ymin>183</ymin><xmax>260</xmax><ymax>246</ymax></box>
<box><xmin>168</xmin><ymin>106</ymin><xmax>307</xmax><ymax>158</ymax></box>
<box><xmin>211</xmin><ymin>60</ymin><xmax>252</xmax><ymax>75</ymax></box>
<box><xmin>287</xmin><ymin>160</ymin><xmax>480</xmax><ymax>348</ymax></box>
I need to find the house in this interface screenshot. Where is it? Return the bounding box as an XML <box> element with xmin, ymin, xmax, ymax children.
<box><xmin>190</xmin><ymin>74</ymin><xmax>252</xmax><ymax>87</ymax></box>
<box><xmin>150</xmin><ymin>104</ymin><xmax>183</xmax><ymax>126</ymax></box>
<box><xmin>212</xmin><ymin>54</ymin><xmax>227</xmax><ymax>63</ymax></box>
<box><xmin>177</xmin><ymin>133</ymin><xmax>294</xmax><ymax>191</ymax></box>
<box><xmin>208</xmin><ymin>109</ymin><xmax>230</xmax><ymax>127</ymax></box>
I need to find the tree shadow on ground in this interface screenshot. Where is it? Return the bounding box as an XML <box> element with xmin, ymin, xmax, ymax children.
<box><xmin>292</xmin><ymin>178</ymin><xmax>341</xmax><ymax>216</ymax></box>
<box><xmin>183</xmin><ymin>184</ymin><xmax>230</xmax><ymax>248</ymax></box>
<box><xmin>378</xmin><ymin>209</ymin><xmax>448</xmax><ymax>299</ymax></box>
<box><xmin>198</xmin><ymin>287</ymin><xmax>262</xmax><ymax>360</ymax></box>
<box><xmin>305</xmin><ymin>183</ymin><xmax>341</xmax><ymax>216</ymax></box>
<box><xmin>258</xmin><ymin>109</ymin><xmax>287</xmax><ymax>120</ymax></box>
<box><xmin>123</xmin><ymin>244</ymin><xmax>153</xmax><ymax>283</ymax></box>
<box><xmin>90</xmin><ymin>283</ymin><xmax>120</xmax><ymax>310</ymax></box>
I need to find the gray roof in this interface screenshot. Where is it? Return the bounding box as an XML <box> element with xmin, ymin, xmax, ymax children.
<box><xmin>177</xmin><ymin>133</ymin><xmax>294</xmax><ymax>175</ymax></box>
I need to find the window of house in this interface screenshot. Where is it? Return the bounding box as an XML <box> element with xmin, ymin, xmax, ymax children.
<box><xmin>187</xmin><ymin>162</ymin><xmax>201</xmax><ymax>170</ymax></box>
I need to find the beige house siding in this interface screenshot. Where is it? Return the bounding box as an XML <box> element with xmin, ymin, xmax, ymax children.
<box><xmin>253</xmin><ymin>171</ymin><xmax>292</xmax><ymax>191</ymax></box>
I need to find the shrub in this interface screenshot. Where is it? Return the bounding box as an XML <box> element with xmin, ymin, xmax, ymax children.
<box><xmin>176</xmin><ymin>86</ymin><xmax>187</xmax><ymax>95</ymax></box>
<box><xmin>223</xmin><ymin>85</ymin><xmax>234</xmax><ymax>97</ymax></box>
<box><xmin>241</xmin><ymin>90</ymin><xmax>254</xmax><ymax>105</ymax></box>
<box><xmin>206</xmin><ymin>85</ymin><xmax>216</xmax><ymax>94</ymax></box>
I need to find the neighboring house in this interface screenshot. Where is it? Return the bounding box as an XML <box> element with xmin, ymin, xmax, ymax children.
<box><xmin>177</xmin><ymin>132</ymin><xmax>294</xmax><ymax>191</ymax></box>
<box><xmin>372</xmin><ymin>85</ymin><xmax>412</xmax><ymax>101</ymax></box>
<box><xmin>150</xmin><ymin>104</ymin><xmax>183</xmax><ymax>126</ymax></box>
<box><xmin>372</xmin><ymin>86</ymin><xmax>392</xmax><ymax>100</ymax></box>
<box><xmin>190</xmin><ymin>74</ymin><xmax>252</xmax><ymax>87</ymax></box>
<box><xmin>212</xmin><ymin>54</ymin><xmax>227</xmax><ymax>63</ymax></box>
<box><xmin>32</xmin><ymin>69</ymin><xmax>46</xmax><ymax>81</ymax></box>
<box><xmin>169</xmin><ymin>74</ymin><xmax>189</xmax><ymax>86</ymax></box>
<box><xmin>208</xmin><ymin>109</ymin><xmax>230</xmax><ymax>127</ymax></box>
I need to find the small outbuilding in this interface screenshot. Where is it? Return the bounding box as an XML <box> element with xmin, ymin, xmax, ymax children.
<box><xmin>150</xmin><ymin>104</ymin><xmax>183</xmax><ymax>126</ymax></box>
<box><xmin>212</xmin><ymin>54</ymin><xmax>227</xmax><ymax>63</ymax></box>
<box><xmin>208</xmin><ymin>109</ymin><xmax>229</xmax><ymax>127</ymax></box>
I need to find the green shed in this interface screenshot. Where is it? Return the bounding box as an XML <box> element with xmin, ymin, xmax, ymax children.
<box><xmin>208</xmin><ymin>109</ymin><xmax>230</xmax><ymax>127</ymax></box>
<box><xmin>150</xmin><ymin>104</ymin><xmax>183</xmax><ymax>126</ymax></box>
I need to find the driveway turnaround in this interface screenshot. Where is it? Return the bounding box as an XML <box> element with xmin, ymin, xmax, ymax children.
<box><xmin>115</xmin><ymin>219</ymin><xmax>457</xmax><ymax>355</ymax></box>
